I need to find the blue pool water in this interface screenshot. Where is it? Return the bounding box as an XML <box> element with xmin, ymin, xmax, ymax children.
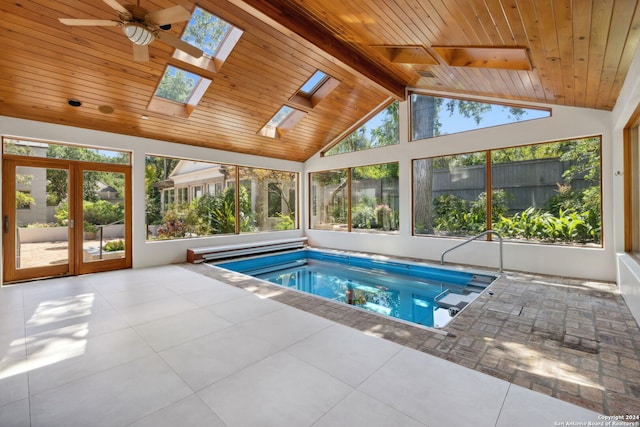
<box><xmin>216</xmin><ymin>249</ymin><xmax>496</xmax><ymax>328</ymax></box>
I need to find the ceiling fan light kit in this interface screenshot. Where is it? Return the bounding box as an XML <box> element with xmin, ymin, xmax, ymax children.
<box><xmin>123</xmin><ymin>23</ymin><xmax>154</xmax><ymax>46</ymax></box>
<box><xmin>58</xmin><ymin>0</ymin><xmax>202</xmax><ymax>62</ymax></box>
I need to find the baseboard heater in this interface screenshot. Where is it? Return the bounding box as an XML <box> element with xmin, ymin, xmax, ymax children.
<box><xmin>187</xmin><ymin>237</ymin><xmax>308</xmax><ymax>264</ymax></box>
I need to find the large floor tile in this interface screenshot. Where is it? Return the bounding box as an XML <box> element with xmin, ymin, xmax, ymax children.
<box><xmin>496</xmin><ymin>384</ymin><xmax>602</xmax><ymax>427</ymax></box>
<box><xmin>102</xmin><ymin>285</ymin><xmax>177</xmax><ymax>309</ymax></box>
<box><xmin>25</xmin><ymin>306</ymin><xmax>129</xmax><ymax>340</ymax></box>
<box><xmin>159</xmin><ymin>325</ymin><xmax>279</xmax><ymax>391</ymax></box>
<box><xmin>205</xmin><ymin>293</ymin><xmax>284</xmax><ymax>324</ymax></box>
<box><xmin>198</xmin><ymin>351</ymin><xmax>353</xmax><ymax>427</ymax></box>
<box><xmin>116</xmin><ymin>295</ymin><xmax>199</xmax><ymax>326</ymax></box>
<box><xmin>27</xmin><ymin>327</ymin><xmax>153</xmax><ymax>395</ymax></box>
<box><xmin>182</xmin><ymin>283</ymin><xmax>249</xmax><ymax>308</ymax></box>
<box><xmin>23</xmin><ymin>291</ymin><xmax>113</xmax><ymax>328</ymax></box>
<box><xmin>134</xmin><ymin>308</ymin><xmax>232</xmax><ymax>351</ymax></box>
<box><xmin>0</xmin><ymin>358</ymin><xmax>29</xmax><ymax>408</ymax></box>
<box><xmin>29</xmin><ymin>354</ymin><xmax>192</xmax><ymax>427</ymax></box>
<box><xmin>235</xmin><ymin>305</ymin><xmax>333</xmax><ymax>349</ymax></box>
<box><xmin>162</xmin><ymin>275</ymin><xmax>223</xmax><ymax>295</ymax></box>
<box><xmin>286</xmin><ymin>323</ymin><xmax>401</xmax><ymax>387</ymax></box>
<box><xmin>314</xmin><ymin>390</ymin><xmax>426</xmax><ymax>427</ymax></box>
<box><xmin>358</xmin><ymin>347</ymin><xmax>509</xmax><ymax>427</ymax></box>
<box><xmin>128</xmin><ymin>394</ymin><xmax>225</xmax><ymax>427</ymax></box>
<box><xmin>0</xmin><ymin>398</ymin><xmax>30</xmax><ymax>427</ymax></box>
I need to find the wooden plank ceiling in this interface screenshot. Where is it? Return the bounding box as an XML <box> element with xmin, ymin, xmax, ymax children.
<box><xmin>1</xmin><ymin>0</ymin><xmax>639</xmax><ymax>162</ymax></box>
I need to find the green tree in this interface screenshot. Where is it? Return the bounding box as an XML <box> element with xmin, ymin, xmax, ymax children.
<box><xmin>156</xmin><ymin>68</ymin><xmax>196</xmax><ymax>103</ymax></box>
<box><xmin>326</xmin><ymin>101</ymin><xmax>399</xmax><ymax>155</ymax></box>
<box><xmin>182</xmin><ymin>8</ymin><xmax>231</xmax><ymax>56</ymax></box>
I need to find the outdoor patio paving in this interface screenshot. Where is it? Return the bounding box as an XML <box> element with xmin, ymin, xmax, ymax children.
<box><xmin>188</xmin><ymin>260</ymin><xmax>640</xmax><ymax>416</ymax></box>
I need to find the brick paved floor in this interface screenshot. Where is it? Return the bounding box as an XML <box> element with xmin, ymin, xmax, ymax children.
<box><xmin>187</xmin><ymin>261</ymin><xmax>640</xmax><ymax>416</ymax></box>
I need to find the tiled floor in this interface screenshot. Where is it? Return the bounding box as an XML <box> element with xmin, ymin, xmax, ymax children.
<box><xmin>0</xmin><ymin>265</ymin><xmax>607</xmax><ymax>426</ymax></box>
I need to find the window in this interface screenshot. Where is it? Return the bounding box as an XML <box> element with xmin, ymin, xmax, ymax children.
<box><xmin>310</xmin><ymin>169</ymin><xmax>348</xmax><ymax>230</ymax></box>
<box><xmin>176</xmin><ymin>187</ymin><xmax>189</xmax><ymax>204</ymax></box>
<box><xmin>413</xmin><ymin>137</ymin><xmax>602</xmax><ymax>246</ymax></box>
<box><xmin>414</xmin><ymin>154</ymin><xmax>486</xmax><ymax>236</ymax></box>
<box><xmin>147</xmin><ymin>65</ymin><xmax>212</xmax><ymax>118</ymax></box>
<box><xmin>410</xmin><ymin>93</ymin><xmax>550</xmax><ymax>141</ymax></box>
<box><xmin>258</xmin><ymin>106</ymin><xmax>306</xmax><ymax>139</ymax></box>
<box><xmin>352</xmin><ymin>164</ymin><xmax>399</xmax><ymax>232</ymax></box>
<box><xmin>299</xmin><ymin>71</ymin><xmax>328</xmax><ymax>95</ymax></box>
<box><xmin>239</xmin><ymin>167</ymin><xmax>298</xmax><ymax>231</ymax></box>
<box><xmin>290</xmin><ymin>70</ymin><xmax>340</xmax><ymax>109</ymax></box>
<box><xmin>174</xmin><ymin>6</ymin><xmax>243</xmax><ymax>73</ymax></box>
<box><xmin>145</xmin><ymin>155</ymin><xmax>298</xmax><ymax>239</ymax></box>
<box><xmin>3</xmin><ymin>138</ymin><xmax>130</xmax><ymax>164</ymax></box>
<box><xmin>310</xmin><ymin>163</ymin><xmax>399</xmax><ymax>233</ymax></box>
<box><xmin>324</xmin><ymin>101</ymin><xmax>399</xmax><ymax>156</ymax></box>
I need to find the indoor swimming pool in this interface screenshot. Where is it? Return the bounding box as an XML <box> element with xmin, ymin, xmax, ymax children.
<box><xmin>216</xmin><ymin>249</ymin><xmax>497</xmax><ymax>328</ymax></box>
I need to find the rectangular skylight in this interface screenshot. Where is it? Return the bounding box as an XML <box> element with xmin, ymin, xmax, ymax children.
<box><xmin>299</xmin><ymin>70</ymin><xmax>328</xmax><ymax>96</ymax></box>
<box><xmin>154</xmin><ymin>65</ymin><xmax>201</xmax><ymax>103</ymax></box>
<box><xmin>181</xmin><ymin>6</ymin><xmax>233</xmax><ymax>57</ymax></box>
<box><xmin>259</xmin><ymin>106</ymin><xmax>306</xmax><ymax>139</ymax></box>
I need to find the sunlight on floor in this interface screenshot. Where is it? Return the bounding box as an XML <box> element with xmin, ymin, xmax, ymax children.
<box><xmin>0</xmin><ymin>293</ymin><xmax>93</xmax><ymax>380</ymax></box>
<box><xmin>489</xmin><ymin>338</ymin><xmax>603</xmax><ymax>390</ymax></box>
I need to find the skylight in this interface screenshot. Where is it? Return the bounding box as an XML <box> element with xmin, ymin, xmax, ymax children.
<box><xmin>268</xmin><ymin>106</ymin><xmax>295</xmax><ymax>127</ymax></box>
<box><xmin>155</xmin><ymin>66</ymin><xmax>201</xmax><ymax>103</ymax></box>
<box><xmin>181</xmin><ymin>6</ymin><xmax>232</xmax><ymax>57</ymax></box>
<box><xmin>299</xmin><ymin>71</ymin><xmax>328</xmax><ymax>96</ymax></box>
<box><xmin>174</xmin><ymin>6</ymin><xmax>243</xmax><ymax>73</ymax></box>
<box><xmin>258</xmin><ymin>106</ymin><xmax>306</xmax><ymax>139</ymax></box>
<box><xmin>289</xmin><ymin>70</ymin><xmax>340</xmax><ymax>109</ymax></box>
<box><xmin>148</xmin><ymin>65</ymin><xmax>212</xmax><ymax>118</ymax></box>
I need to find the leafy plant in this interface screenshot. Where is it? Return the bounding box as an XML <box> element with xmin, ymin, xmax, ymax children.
<box><xmin>103</xmin><ymin>239</ymin><xmax>125</xmax><ymax>252</ymax></box>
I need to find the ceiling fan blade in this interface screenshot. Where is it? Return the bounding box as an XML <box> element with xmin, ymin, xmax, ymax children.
<box><xmin>146</xmin><ymin>5</ymin><xmax>191</xmax><ymax>26</ymax></box>
<box><xmin>132</xmin><ymin>44</ymin><xmax>149</xmax><ymax>62</ymax></box>
<box><xmin>155</xmin><ymin>31</ymin><xmax>203</xmax><ymax>58</ymax></box>
<box><xmin>103</xmin><ymin>0</ymin><xmax>129</xmax><ymax>15</ymax></box>
<box><xmin>59</xmin><ymin>18</ymin><xmax>120</xmax><ymax>26</ymax></box>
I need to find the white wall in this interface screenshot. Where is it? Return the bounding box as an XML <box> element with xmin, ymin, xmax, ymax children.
<box><xmin>612</xmin><ymin>43</ymin><xmax>640</xmax><ymax>323</ymax></box>
<box><xmin>0</xmin><ymin>117</ymin><xmax>304</xmax><ymax>282</ymax></box>
<box><xmin>305</xmin><ymin>93</ymin><xmax>616</xmax><ymax>281</ymax></box>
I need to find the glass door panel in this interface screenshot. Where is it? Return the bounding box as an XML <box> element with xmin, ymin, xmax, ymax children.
<box><xmin>77</xmin><ymin>165</ymin><xmax>130</xmax><ymax>275</ymax></box>
<box><xmin>81</xmin><ymin>170</ymin><xmax>126</xmax><ymax>263</ymax></box>
<box><xmin>3</xmin><ymin>159</ymin><xmax>73</xmax><ymax>283</ymax></box>
<box><xmin>15</xmin><ymin>166</ymin><xmax>70</xmax><ymax>270</ymax></box>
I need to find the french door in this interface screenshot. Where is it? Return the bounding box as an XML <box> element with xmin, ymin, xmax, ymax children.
<box><xmin>2</xmin><ymin>157</ymin><xmax>131</xmax><ymax>283</ymax></box>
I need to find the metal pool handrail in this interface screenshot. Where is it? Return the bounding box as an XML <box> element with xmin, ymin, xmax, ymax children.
<box><xmin>440</xmin><ymin>230</ymin><xmax>503</xmax><ymax>273</ymax></box>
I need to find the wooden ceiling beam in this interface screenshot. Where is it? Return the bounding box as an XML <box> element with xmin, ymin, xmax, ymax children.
<box><xmin>227</xmin><ymin>0</ymin><xmax>406</xmax><ymax>100</ymax></box>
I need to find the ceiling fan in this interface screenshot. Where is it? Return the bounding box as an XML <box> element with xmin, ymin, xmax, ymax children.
<box><xmin>59</xmin><ymin>0</ymin><xmax>203</xmax><ymax>62</ymax></box>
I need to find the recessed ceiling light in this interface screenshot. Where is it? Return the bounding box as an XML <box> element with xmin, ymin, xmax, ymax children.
<box><xmin>98</xmin><ymin>105</ymin><xmax>114</xmax><ymax>114</ymax></box>
<box><xmin>67</xmin><ymin>99</ymin><xmax>82</xmax><ymax>107</ymax></box>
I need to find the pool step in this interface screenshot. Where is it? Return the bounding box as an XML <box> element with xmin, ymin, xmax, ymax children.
<box><xmin>463</xmin><ymin>274</ymin><xmax>494</xmax><ymax>293</ymax></box>
<box><xmin>434</xmin><ymin>289</ymin><xmax>481</xmax><ymax>310</ymax></box>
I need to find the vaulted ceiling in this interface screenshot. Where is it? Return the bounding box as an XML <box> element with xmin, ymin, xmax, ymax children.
<box><xmin>1</xmin><ymin>0</ymin><xmax>639</xmax><ymax>162</ymax></box>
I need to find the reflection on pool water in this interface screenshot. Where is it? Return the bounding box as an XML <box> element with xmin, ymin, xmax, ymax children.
<box><xmin>216</xmin><ymin>249</ymin><xmax>496</xmax><ymax>328</ymax></box>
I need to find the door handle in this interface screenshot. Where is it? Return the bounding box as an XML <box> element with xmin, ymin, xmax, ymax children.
<box><xmin>3</xmin><ymin>215</ymin><xmax>8</xmax><ymax>233</ymax></box>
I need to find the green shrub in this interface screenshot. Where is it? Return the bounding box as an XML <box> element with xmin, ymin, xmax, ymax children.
<box><xmin>104</xmin><ymin>239</ymin><xmax>125</xmax><ymax>252</ymax></box>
